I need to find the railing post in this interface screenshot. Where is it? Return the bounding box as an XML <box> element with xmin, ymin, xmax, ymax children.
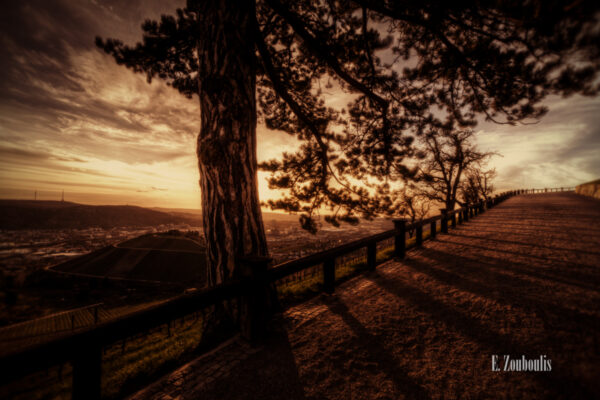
<box><xmin>458</xmin><ymin>209</ymin><xmax>463</xmax><ymax>224</ymax></box>
<box><xmin>323</xmin><ymin>258</ymin><xmax>336</xmax><ymax>294</ymax></box>
<box><xmin>367</xmin><ymin>242</ymin><xmax>377</xmax><ymax>271</ymax></box>
<box><xmin>450</xmin><ymin>211</ymin><xmax>456</xmax><ymax>228</ymax></box>
<box><xmin>393</xmin><ymin>219</ymin><xmax>407</xmax><ymax>259</ymax></box>
<box><xmin>439</xmin><ymin>209</ymin><xmax>448</xmax><ymax>233</ymax></box>
<box><xmin>463</xmin><ymin>206</ymin><xmax>469</xmax><ymax>221</ymax></box>
<box><xmin>72</xmin><ymin>344</ymin><xmax>102</xmax><ymax>400</ymax></box>
<box><xmin>430</xmin><ymin>221</ymin><xmax>436</xmax><ymax>238</ymax></box>
<box><xmin>416</xmin><ymin>224</ymin><xmax>423</xmax><ymax>246</ymax></box>
<box><xmin>239</xmin><ymin>255</ymin><xmax>272</xmax><ymax>342</ymax></box>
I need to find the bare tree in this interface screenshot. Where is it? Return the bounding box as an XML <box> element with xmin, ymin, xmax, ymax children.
<box><xmin>415</xmin><ymin>130</ymin><xmax>496</xmax><ymax>211</ymax></box>
<box><xmin>460</xmin><ymin>166</ymin><xmax>497</xmax><ymax>206</ymax></box>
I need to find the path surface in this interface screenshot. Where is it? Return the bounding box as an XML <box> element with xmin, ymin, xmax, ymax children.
<box><xmin>131</xmin><ymin>192</ymin><xmax>600</xmax><ymax>400</ymax></box>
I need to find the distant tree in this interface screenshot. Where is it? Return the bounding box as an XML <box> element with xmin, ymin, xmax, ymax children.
<box><xmin>97</xmin><ymin>0</ymin><xmax>600</xmax><ymax>286</ymax></box>
<box><xmin>459</xmin><ymin>166</ymin><xmax>497</xmax><ymax>206</ymax></box>
<box><xmin>413</xmin><ymin>130</ymin><xmax>496</xmax><ymax>211</ymax></box>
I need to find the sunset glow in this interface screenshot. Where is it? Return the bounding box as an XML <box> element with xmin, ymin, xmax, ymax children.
<box><xmin>1</xmin><ymin>1</ymin><xmax>598</xmax><ymax>209</ymax></box>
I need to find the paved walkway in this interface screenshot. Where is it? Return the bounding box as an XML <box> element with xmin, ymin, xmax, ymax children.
<box><xmin>131</xmin><ymin>192</ymin><xmax>600</xmax><ymax>400</ymax></box>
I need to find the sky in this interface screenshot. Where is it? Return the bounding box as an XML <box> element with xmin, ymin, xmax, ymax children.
<box><xmin>1</xmin><ymin>0</ymin><xmax>599</xmax><ymax>210</ymax></box>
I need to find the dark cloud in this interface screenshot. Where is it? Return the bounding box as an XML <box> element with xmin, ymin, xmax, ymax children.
<box><xmin>477</xmin><ymin>94</ymin><xmax>600</xmax><ymax>189</ymax></box>
<box><xmin>0</xmin><ymin>0</ymin><xmax>195</xmax><ymax>162</ymax></box>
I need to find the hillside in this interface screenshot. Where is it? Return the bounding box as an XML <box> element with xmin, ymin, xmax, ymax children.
<box><xmin>0</xmin><ymin>200</ymin><xmax>201</xmax><ymax>229</ymax></box>
<box><xmin>50</xmin><ymin>233</ymin><xmax>207</xmax><ymax>284</ymax></box>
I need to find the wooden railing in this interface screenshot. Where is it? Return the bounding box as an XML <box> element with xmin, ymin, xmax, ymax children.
<box><xmin>0</xmin><ymin>187</ymin><xmax>573</xmax><ymax>399</ymax></box>
<box><xmin>526</xmin><ymin>187</ymin><xmax>575</xmax><ymax>193</ymax></box>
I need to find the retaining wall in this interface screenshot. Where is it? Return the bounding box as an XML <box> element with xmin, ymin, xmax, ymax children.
<box><xmin>576</xmin><ymin>179</ymin><xmax>600</xmax><ymax>199</ymax></box>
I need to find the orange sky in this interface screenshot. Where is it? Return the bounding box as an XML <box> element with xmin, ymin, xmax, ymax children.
<box><xmin>1</xmin><ymin>1</ymin><xmax>599</xmax><ymax>209</ymax></box>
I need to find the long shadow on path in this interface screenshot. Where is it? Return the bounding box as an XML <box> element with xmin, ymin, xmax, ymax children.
<box><xmin>200</xmin><ymin>326</ymin><xmax>307</xmax><ymax>400</ymax></box>
<box><xmin>323</xmin><ymin>296</ymin><xmax>431</xmax><ymax>399</ymax></box>
<box><xmin>366</xmin><ymin>268</ymin><xmax>597</xmax><ymax>399</ymax></box>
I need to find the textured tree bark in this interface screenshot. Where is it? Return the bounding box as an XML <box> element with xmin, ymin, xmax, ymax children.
<box><xmin>196</xmin><ymin>0</ymin><xmax>268</xmax><ymax>286</ymax></box>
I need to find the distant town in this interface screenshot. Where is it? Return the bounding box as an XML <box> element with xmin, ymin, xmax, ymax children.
<box><xmin>0</xmin><ymin>200</ymin><xmax>393</xmax><ymax>326</ymax></box>
<box><xmin>0</xmin><ymin>218</ymin><xmax>392</xmax><ymax>280</ymax></box>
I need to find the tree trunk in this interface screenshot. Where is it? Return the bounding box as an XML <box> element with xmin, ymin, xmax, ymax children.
<box><xmin>196</xmin><ymin>0</ymin><xmax>268</xmax><ymax>286</ymax></box>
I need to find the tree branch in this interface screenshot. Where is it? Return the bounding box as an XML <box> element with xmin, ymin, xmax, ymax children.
<box><xmin>266</xmin><ymin>0</ymin><xmax>388</xmax><ymax>109</ymax></box>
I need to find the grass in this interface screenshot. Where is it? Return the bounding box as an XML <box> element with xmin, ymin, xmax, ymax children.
<box><xmin>102</xmin><ymin>315</ymin><xmax>204</xmax><ymax>399</ymax></box>
<box><xmin>1</xmin><ymin>313</ymin><xmax>207</xmax><ymax>400</ymax></box>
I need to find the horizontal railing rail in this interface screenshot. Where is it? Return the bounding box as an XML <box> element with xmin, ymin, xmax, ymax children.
<box><xmin>0</xmin><ymin>187</ymin><xmax>573</xmax><ymax>399</ymax></box>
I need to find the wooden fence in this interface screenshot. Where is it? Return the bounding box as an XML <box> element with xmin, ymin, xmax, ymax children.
<box><xmin>0</xmin><ymin>187</ymin><xmax>574</xmax><ymax>399</ymax></box>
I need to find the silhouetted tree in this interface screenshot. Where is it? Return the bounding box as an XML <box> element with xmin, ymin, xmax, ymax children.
<box><xmin>460</xmin><ymin>166</ymin><xmax>497</xmax><ymax>206</ymax></box>
<box><xmin>413</xmin><ymin>130</ymin><xmax>496</xmax><ymax>210</ymax></box>
<box><xmin>97</xmin><ymin>0</ymin><xmax>600</xmax><ymax>286</ymax></box>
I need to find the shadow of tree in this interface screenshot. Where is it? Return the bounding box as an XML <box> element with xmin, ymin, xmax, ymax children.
<box><xmin>449</xmin><ymin>231</ymin><xmax>600</xmax><ymax>256</ymax></box>
<box><xmin>366</xmin><ymin>269</ymin><xmax>596</xmax><ymax>399</ymax></box>
<box><xmin>448</xmin><ymin>227</ymin><xmax>600</xmax><ymax>247</ymax></box>
<box><xmin>323</xmin><ymin>295</ymin><xmax>431</xmax><ymax>399</ymax></box>
<box><xmin>403</xmin><ymin>249</ymin><xmax>600</xmax><ymax>332</ymax></box>
<box><xmin>205</xmin><ymin>326</ymin><xmax>306</xmax><ymax>400</ymax></box>
<box><xmin>434</xmin><ymin>238</ymin><xmax>600</xmax><ymax>291</ymax></box>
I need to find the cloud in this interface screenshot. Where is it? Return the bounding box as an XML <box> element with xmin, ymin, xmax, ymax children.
<box><xmin>0</xmin><ymin>0</ymin><xmax>598</xmax><ymax>209</ymax></box>
<box><xmin>475</xmin><ymin>95</ymin><xmax>600</xmax><ymax>189</ymax></box>
<box><xmin>1</xmin><ymin>2</ymin><xmax>196</xmax><ymax>141</ymax></box>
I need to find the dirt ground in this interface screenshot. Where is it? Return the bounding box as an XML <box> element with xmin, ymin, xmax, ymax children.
<box><xmin>131</xmin><ymin>192</ymin><xmax>600</xmax><ymax>400</ymax></box>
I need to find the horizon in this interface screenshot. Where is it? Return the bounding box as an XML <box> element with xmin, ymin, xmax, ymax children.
<box><xmin>0</xmin><ymin>183</ymin><xmax>581</xmax><ymax>212</ymax></box>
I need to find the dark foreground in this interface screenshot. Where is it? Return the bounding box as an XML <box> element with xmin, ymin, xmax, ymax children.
<box><xmin>131</xmin><ymin>192</ymin><xmax>600</xmax><ymax>400</ymax></box>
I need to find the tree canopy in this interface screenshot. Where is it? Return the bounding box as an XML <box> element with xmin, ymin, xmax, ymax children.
<box><xmin>97</xmin><ymin>0</ymin><xmax>600</xmax><ymax>231</ymax></box>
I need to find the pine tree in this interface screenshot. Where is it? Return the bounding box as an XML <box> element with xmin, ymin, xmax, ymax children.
<box><xmin>97</xmin><ymin>0</ymin><xmax>600</xmax><ymax>286</ymax></box>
